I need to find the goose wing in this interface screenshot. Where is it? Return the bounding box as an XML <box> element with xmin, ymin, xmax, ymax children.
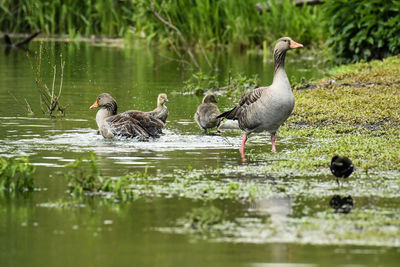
<box><xmin>105</xmin><ymin>114</ymin><xmax>150</xmax><ymax>138</ymax></box>
<box><xmin>123</xmin><ymin>110</ymin><xmax>165</xmax><ymax>137</ymax></box>
<box><xmin>146</xmin><ymin>107</ymin><xmax>168</xmax><ymax>123</ymax></box>
<box><xmin>217</xmin><ymin>87</ymin><xmax>265</xmax><ymax>120</ymax></box>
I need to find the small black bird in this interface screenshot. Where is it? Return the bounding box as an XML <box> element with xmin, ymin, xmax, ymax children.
<box><xmin>330</xmin><ymin>155</ymin><xmax>354</xmax><ymax>186</ymax></box>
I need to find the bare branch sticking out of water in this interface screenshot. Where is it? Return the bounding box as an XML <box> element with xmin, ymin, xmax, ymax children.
<box><xmin>24</xmin><ymin>99</ymin><xmax>34</xmax><ymax>115</ymax></box>
<box><xmin>30</xmin><ymin>42</ymin><xmax>68</xmax><ymax>117</ymax></box>
<box><xmin>8</xmin><ymin>91</ymin><xmax>34</xmax><ymax>115</ymax></box>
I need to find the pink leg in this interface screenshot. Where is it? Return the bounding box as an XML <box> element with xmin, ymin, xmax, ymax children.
<box><xmin>239</xmin><ymin>133</ymin><xmax>247</xmax><ymax>160</ymax></box>
<box><xmin>271</xmin><ymin>135</ymin><xmax>276</xmax><ymax>153</ymax></box>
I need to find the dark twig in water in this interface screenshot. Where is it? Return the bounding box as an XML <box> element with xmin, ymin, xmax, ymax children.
<box><xmin>4</xmin><ymin>30</ymin><xmax>41</xmax><ymax>47</ymax></box>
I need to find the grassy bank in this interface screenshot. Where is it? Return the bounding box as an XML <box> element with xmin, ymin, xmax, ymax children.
<box><xmin>252</xmin><ymin>55</ymin><xmax>400</xmax><ymax>174</ymax></box>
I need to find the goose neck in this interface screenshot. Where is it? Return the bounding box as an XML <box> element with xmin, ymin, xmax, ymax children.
<box><xmin>272</xmin><ymin>49</ymin><xmax>289</xmax><ymax>86</ymax></box>
<box><xmin>273</xmin><ymin>48</ymin><xmax>287</xmax><ymax>76</ymax></box>
<box><xmin>95</xmin><ymin>102</ymin><xmax>117</xmax><ymax>128</ymax></box>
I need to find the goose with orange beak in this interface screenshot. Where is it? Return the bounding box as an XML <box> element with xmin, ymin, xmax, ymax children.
<box><xmin>218</xmin><ymin>37</ymin><xmax>303</xmax><ymax>159</ymax></box>
<box><xmin>90</xmin><ymin>93</ymin><xmax>164</xmax><ymax>139</ymax></box>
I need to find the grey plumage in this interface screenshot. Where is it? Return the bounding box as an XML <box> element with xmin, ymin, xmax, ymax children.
<box><xmin>218</xmin><ymin>37</ymin><xmax>303</xmax><ymax>154</ymax></box>
<box><xmin>90</xmin><ymin>93</ymin><xmax>164</xmax><ymax>139</ymax></box>
<box><xmin>194</xmin><ymin>94</ymin><xmax>222</xmax><ymax>133</ymax></box>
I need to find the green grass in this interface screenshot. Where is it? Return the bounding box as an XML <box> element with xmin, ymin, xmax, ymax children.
<box><xmin>139</xmin><ymin>0</ymin><xmax>326</xmax><ymax>49</ymax></box>
<box><xmin>0</xmin><ymin>0</ymin><xmax>134</xmax><ymax>37</ymax></box>
<box><xmin>1</xmin><ymin>0</ymin><xmax>325</xmax><ymax>49</ymax></box>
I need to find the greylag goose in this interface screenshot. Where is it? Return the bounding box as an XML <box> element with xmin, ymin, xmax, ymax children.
<box><xmin>217</xmin><ymin>37</ymin><xmax>303</xmax><ymax>157</ymax></box>
<box><xmin>89</xmin><ymin>93</ymin><xmax>164</xmax><ymax>139</ymax></box>
<box><xmin>330</xmin><ymin>155</ymin><xmax>354</xmax><ymax>186</ymax></box>
<box><xmin>146</xmin><ymin>93</ymin><xmax>168</xmax><ymax>123</ymax></box>
<box><xmin>194</xmin><ymin>93</ymin><xmax>222</xmax><ymax>134</ymax></box>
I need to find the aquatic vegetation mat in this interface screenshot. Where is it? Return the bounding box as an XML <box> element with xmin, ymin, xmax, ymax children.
<box><xmin>157</xmin><ymin>202</ymin><xmax>400</xmax><ymax>247</ymax></box>
<box><xmin>66</xmin><ymin>154</ymin><xmax>282</xmax><ymax>202</ymax></box>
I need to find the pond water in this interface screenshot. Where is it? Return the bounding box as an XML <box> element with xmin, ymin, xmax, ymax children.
<box><xmin>1</xmin><ymin>42</ymin><xmax>399</xmax><ymax>266</ymax></box>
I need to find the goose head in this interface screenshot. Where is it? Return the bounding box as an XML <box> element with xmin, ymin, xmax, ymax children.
<box><xmin>90</xmin><ymin>93</ymin><xmax>118</xmax><ymax>129</ymax></box>
<box><xmin>202</xmin><ymin>93</ymin><xmax>217</xmax><ymax>104</ymax></box>
<box><xmin>157</xmin><ymin>93</ymin><xmax>169</xmax><ymax>107</ymax></box>
<box><xmin>274</xmin><ymin>37</ymin><xmax>303</xmax><ymax>53</ymax></box>
<box><xmin>90</xmin><ymin>93</ymin><xmax>118</xmax><ymax>114</ymax></box>
<box><xmin>273</xmin><ymin>37</ymin><xmax>303</xmax><ymax>77</ymax></box>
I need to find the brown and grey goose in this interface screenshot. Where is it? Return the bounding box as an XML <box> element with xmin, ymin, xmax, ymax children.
<box><xmin>146</xmin><ymin>93</ymin><xmax>169</xmax><ymax>123</ymax></box>
<box><xmin>90</xmin><ymin>93</ymin><xmax>164</xmax><ymax>139</ymax></box>
<box><xmin>218</xmin><ymin>37</ymin><xmax>303</xmax><ymax>157</ymax></box>
<box><xmin>194</xmin><ymin>93</ymin><xmax>222</xmax><ymax>134</ymax></box>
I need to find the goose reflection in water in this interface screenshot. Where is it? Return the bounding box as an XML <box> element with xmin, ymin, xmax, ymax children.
<box><xmin>248</xmin><ymin>196</ymin><xmax>292</xmax><ymax>225</ymax></box>
<box><xmin>329</xmin><ymin>195</ymin><xmax>354</xmax><ymax>214</ymax></box>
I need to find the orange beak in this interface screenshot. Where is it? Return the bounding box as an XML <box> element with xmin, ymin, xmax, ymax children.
<box><xmin>289</xmin><ymin>40</ymin><xmax>303</xmax><ymax>49</ymax></box>
<box><xmin>89</xmin><ymin>100</ymin><xmax>99</xmax><ymax>109</ymax></box>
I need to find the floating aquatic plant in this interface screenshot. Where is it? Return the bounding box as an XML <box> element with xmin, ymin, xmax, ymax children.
<box><xmin>0</xmin><ymin>156</ymin><xmax>35</xmax><ymax>192</ymax></box>
<box><xmin>65</xmin><ymin>153</ymin><xmax>136</xmax><ymax>201</ymax></box>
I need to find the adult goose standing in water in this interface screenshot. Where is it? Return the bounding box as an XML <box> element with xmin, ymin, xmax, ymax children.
<box><xmin>90</xmin><ymin>93</ymin><xmax>164</xmax><ymax>139</ymax></box>
<box><xmin>218</xmin><ymin>37</ymin><xmax>303</xmax><ymax>158</ymax></box>
<box><xmin>146</xmin><ymin>93</ymin><xmax>169</xmax><ymax>123</ymax></box>
<box><xmin>194</xmin><ymin>93</ymin><xmax>222</xmax><ymax>134</ymax></box>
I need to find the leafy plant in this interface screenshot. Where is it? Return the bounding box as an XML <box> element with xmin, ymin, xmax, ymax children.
<box><xmin>66</xmin><ymin>153</ymin><xmax>135</xmax><ymax>200</ymax></box>
<box><xmin>66</xmin><ymin>153</ymin><xmax>101</xmax><ymax>196</ymax></box>
<box><xmin>0</xmin><ymin>157</ymin><xmax>35</xmax><ymax>192</ymax></box>
<box><xmin>182</xmin><ymin>72</ymin><xmax>218</xmax><ymax>95</ymax></box>
<box><xmin>224</xmin><ymin>73</ymin><xmax>260</xmax><ymax>99</ymax></box>
<box><xmin>324</xmin><ymin>0</ymin><xmax>400</xmax><ymax>63</ymax></box>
